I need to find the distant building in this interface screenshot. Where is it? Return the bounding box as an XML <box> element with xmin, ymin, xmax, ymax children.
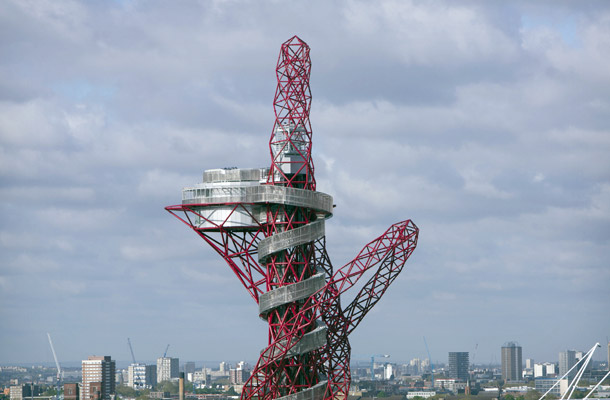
<box><xmin>157</xmin><ymin>357</ymin><xmax>179</xmax><ymax>383</ymax></box>
<box><xmin>9</xmin><ymin>385</ymin><xmax>22</xmax><ymax>400</ymax></box>
<box><xmin>575</xmin><ymin>351</ymin><xmax>591</xmax><ymax>373</ymax></box>
<box><xmin>534</xmin><ymin>362</ymin><xmax>557</xmax><ymax>379</ymax></box>
<box><xmin>149</xmin><ymin>392</ymin><xmax>170</xmax><ymax>399</ymax></box>
<box><xmin>406</xmin><ymin>391</ymin><xmax>436</xmax><ymax>399</ymax></box>
<box><xmin>434</xmin><ymin>378</ymin><xmax>466</xmax><ymax>394</ymax></box>
<box><xmin>146</xmin><ymin>365</ymin><xmax>157</xmax><ymax>386</ymax></box>
<box><xmin>406</xmin><ymin>358</ymin><xmax>424</xmax><ymax>376</ymax></box>
<box><xmin>229</xmin><ymin>367</ymin><xmax>250</xmax><ymax>385</ymax></box>
<box><xmin>64</xmin><ymin>383</ymin><xmax>79</xmax><ymax>400</ymax></box>
<box><xmin>535</xmin><ymin>378</ymin><xmax>568</xmax><ymax>397</ymax></box>
<box><xmin>119</xmin><ymin>370</ymin><xmax>128</xmax><ymax>385</ymax></box>
<box><xmin>88</xmin><ymin>382</ymin><xmax>102</xmax><ymax>400</ymax></box>
<box><xmin>9</xmin><ymin>385</ymin><xmax>41</xmax><ymax>400</ymax></box>
<box><xmin>448</xmin><ymin>352</ymin><xmax>469</xmax><ymax>381</ymax></box>
<box><xmin>128</xmin><ymin>363</ymin><xmax>148</xmax><ymax>389</ymax></box>
<box><xmin>193</xmin><ymin>368</ymin><xmax>210</xmax><ymax>387</ymax></box>
<box><xmin>534</xmin><ymin>363</ymin><xmax>546</xmax><ymax>378</ymax></box>
<box><xmin>501</xmin><ymin>342</ymin><xmax>522</xmax><ymax>382</ymax></box>
<box><xmin>384</xmin><ymin>364</ymin><xmax>393</xmax><ymax>380</ymax></box>
<box><xmin>82</xmin><ymin>356</ymin><xmax>115</xmax><ymax>400</ymax></box>
<box><xmin>526</xmin><ymin>359</ymin><xmax>534</xmax><ymax>369</ymax></box>
<box><xmin>559</xmin><ymin>350</ymin><xmax>576</xmax><ymax>379</ymax></box>
<box><xmin>184</xmin><ymin>362</ymin><xmax>196</xmax><ymax>375</ymax></box>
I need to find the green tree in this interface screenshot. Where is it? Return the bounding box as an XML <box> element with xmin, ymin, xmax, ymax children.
<box><xmin>570</xmin><ymin>390</ymin><xmax>586</xmax><ymax>399</ymax></box>
<box><xmin>523</xmin><ymin>390</ymin><xmax>542</xmax><ymax>400</ymax></box>
<box><xmin>135</xmin><ymin>389</ymin><xmax>151</xmax><ymax>400</ymax></box>
<box><xmin>157</xmin><ymin>381</ymin><xmax>178</xmax><ymax>395</ymax></box>
<box><xmin>116</xmin><ymin>385</ymin><xmax>137</xmax><ymax>399</ymax></box>
<box><xmin>195</xmin><ymin>387</ymin><xmax>222</xmax><ymax>394</ymax></box>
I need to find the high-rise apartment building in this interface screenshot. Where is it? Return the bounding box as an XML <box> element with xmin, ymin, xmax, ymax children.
<box><xmin>146</xmin><ymin>365</ymin><xmax>157</xmax><ymax>386</ymax></box>
<box><xmin>448</xmin><ymin>352</ymin><xmax>469</xmax><ymax>381</ymax></box>
<box><xmin>501</xmin><ymin>342</ymin><xmax>522</xmax><ymax>382</ymax></box>
<box><xmin>533</xmin><ymin>362</ymin><xmax>557</xmax><ymax>378</ymax></box>
<box><xmin>82</xmin><ymin>356</ymin><xmax>115</xmax><ymax>400</ymax></box>
<box><xmin>559</xmin><ymin>350</ymin><xmax>576</xmax><ymax>379</ymax></box>
<box><xmin>534</xmin><ymin>363</ymin><xmax>545</xmax><ymax>378</ymax></box>
<box><xmin>157</xmin><ymin>357</ymin><xmax>179</xmax><ymax>383</ymax></box>
<box><xmin>184</xmin><ymin>362</ymin><xmax>196</xmax><ymax>375</ymax></box>
<box><xmin>127</xmin><ymin>363</ymin><xmax>157</xmax><ymax>389</ymax></box>
<box><xmin>229</xmin><ymin>367</ymin><xmax>251</xmax><ymax>385</ymax></box>
<box><xmin>386</xmin><ymin>364</ymin><xmax>395</xmax><ymax>380</ymax></box>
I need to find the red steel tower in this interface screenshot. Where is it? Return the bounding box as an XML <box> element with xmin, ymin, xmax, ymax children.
<box><xmin>166</xmin><ymin>36</ymin><xmax>418</xmax><ymax>400</ymax></box>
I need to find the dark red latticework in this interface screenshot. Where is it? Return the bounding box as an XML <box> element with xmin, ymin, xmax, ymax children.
<box><xmin>268</xmin><ymin>36</ymin><xmax>315</xmax><ymax>190</ymax></box>
<box><xmin>166</xmin><ymin>36</ymin><xmax>418</xmax><ymax>400</ymax></box>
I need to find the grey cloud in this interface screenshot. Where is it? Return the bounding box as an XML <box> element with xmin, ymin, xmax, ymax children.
<box><xmin>1</xmin><ymin>0</ymin><xmax>608</xmax><ymax>364</ymax></box>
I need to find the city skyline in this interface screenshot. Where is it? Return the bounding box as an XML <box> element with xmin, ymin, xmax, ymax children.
<box><xmin>1</xmin><ymin>1</ymin><xmax>609</xmax><ymax>365</ymax></box>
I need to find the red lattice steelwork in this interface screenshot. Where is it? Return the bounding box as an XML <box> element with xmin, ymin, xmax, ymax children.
<box><xmin>166</xmin><ymin>36</ymin><xmax>418</xmax><ymax>400</ymax></box>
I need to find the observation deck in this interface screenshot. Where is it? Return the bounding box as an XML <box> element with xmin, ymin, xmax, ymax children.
<box><xmin>181</xmin><ymin>167</ymin><xmax>333</xmax><ymax>231</ymax></box>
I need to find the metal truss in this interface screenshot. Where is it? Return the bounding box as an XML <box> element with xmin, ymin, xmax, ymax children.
<box><xmin>166</xmin><ymin>36</ymin><xmax>419</xmax><ymax>400</ymax></box>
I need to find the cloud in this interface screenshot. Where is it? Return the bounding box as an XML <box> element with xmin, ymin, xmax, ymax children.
<box><xmin>50</xmin><ymin>279</ymin><xmax>87</xmax><ymax>296</ymax></box>
<box><xmin>343</xmin><ymin>1</ymin><xmax>519</xmax><ymax>66</ymax></box>
<box><xmin>0</xmin><ymin>0</ymin><xmax>608</xmax><ymax>364</ymax></box>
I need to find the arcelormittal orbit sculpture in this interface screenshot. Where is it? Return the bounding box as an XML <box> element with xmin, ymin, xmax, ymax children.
<box><xmin>166</xmin><ymin>36</ymin><xmax>418</xmax><ymax>400</ymax></box>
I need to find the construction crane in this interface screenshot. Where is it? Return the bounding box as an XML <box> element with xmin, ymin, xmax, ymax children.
<box><xmin>472</xmin><ymin>343</ymin><xmax>478</xmax><ymax>367</ymax></box>
<box><xmin>163</xmin><ymin>344</ymin><xmax>170</xmax><ymax>358</ymax></box>
<box><xmin>128</xmin><ymin>338</ymin><xmax>137</xmax><ymax>364</ymax></box>
<box><xmin>370</xmin><ymin>354</ymin><xmax>389</xmax><ymax>381</ymax></box>
<box><xmin>423</xmin><ymin>336</ymin><xmax>434</xmax><ymax>389</ymax></box>
<box><xmin>47</xmin><ymin>333</ymin><xmax>62</xmax><ymax>400</ymax></box>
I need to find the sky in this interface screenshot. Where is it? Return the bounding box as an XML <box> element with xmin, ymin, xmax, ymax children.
<box><xmin>1</xmin><ymin>0</ymin><xmax>609</xmax><ymax>368</ymax></box>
